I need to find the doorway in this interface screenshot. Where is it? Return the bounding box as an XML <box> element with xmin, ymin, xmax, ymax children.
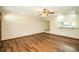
<box><xmin>0</xmin><ymin>10</ymin><xmax>2</xmax><ymax>47</ymax></box>
<box><xmin>0</xmin><ymin>12</ymin><xmax>2</xmax><ymax>40</ymax></box>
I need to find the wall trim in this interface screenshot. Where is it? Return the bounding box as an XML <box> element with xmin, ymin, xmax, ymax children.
<box><xmin>46</xmin><ymin>32</ymin><xmax>79</xmax><ymax>40</ymax></box>
<box><xmin>2</xmin><ymin>32</ymin><xmax>44</xmax><ymax>41</ymax></box>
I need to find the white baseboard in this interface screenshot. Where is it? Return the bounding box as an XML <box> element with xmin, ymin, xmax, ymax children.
<box><xmin>2</xmin><ymin>31</ymin><xmax>44</xmax><ymax>40</ymax></box>
<box><xmin>48</xmin><ymin>32</ymin><xmax>79</xmax><ymax>39</ymax></box>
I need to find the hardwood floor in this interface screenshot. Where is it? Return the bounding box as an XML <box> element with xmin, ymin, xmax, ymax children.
<box><xmin>0</xmin><ymin>33</ymin><xmax>79</xmax><ymax>52</ymax></box>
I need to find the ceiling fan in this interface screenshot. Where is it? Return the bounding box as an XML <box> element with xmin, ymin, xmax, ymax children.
<box><xmin>39</xmin><ymin>8</ymin><xmax>55</xmax><ymax>16</ymax></box>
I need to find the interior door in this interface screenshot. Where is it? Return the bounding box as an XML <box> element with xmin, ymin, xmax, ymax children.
<box><xmin>0</xmin><ymin>11</ymin><xmax>2</xmax><ymax>48</ymax></box>
<box><xmin>0</xmin><ymin>12</ymin><xmax>2</xmax><ymax>40</ymax></box>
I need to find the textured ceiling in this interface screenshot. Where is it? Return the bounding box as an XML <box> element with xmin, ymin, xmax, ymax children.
<box><xmin>1</xmin><ymin>6</ymin><xmax>79</xmax><ymax>17</ymax></box>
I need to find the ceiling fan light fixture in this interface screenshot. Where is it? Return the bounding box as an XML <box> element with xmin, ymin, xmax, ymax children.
<box><xmin>39</xmin><ymin>8</ymin><xmax>55</xmax><ymax>16</ymax></box>
<box><xmin>42</xmin><ymin>13</ymin><xmax>48</xmax><ymax>16</ymax></box>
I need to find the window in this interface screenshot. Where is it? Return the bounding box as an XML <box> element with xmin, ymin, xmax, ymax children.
<box><xmin>56</xmin><ymin>13</ymin><xmax>79</xmax><ymax>29</ymax></box>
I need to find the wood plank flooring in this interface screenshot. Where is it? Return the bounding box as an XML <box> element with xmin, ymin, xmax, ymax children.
<box><xmin>0</xmin><ymin>33</ymin><xmax>79</xmax><ymax>52</ymax></box>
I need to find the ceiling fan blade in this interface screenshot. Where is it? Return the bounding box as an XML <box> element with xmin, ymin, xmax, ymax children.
<box><xmin>48</xmin><ymin>12</ymin><xmax>55</xmax><ymax>14</ymax></box>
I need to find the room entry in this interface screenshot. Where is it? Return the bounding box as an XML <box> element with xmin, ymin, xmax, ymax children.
<box><xmin>0</xmin><ymin>11</ymin><xmax>2</xmax><ymax>47</ymax></box>
<box><xmin>0</xmin><ymin>12</ymin><xmax>2</xmax><ymax>40</ymax></box>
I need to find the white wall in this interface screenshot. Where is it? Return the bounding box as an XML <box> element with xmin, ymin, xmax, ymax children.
<box><xmin>2</xmin><ymin>13</ymin><xmax>46</xmax><ymax>40</ymax></box>
<box><xmin>2</xmin><ymin>10</ymin><xmax>79</xmax><ymax>40</ymax></box>
<box><xmin>50</xmin><ymin>17</ymin><xmax>79</xmax><ymax>39</ymax></box>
